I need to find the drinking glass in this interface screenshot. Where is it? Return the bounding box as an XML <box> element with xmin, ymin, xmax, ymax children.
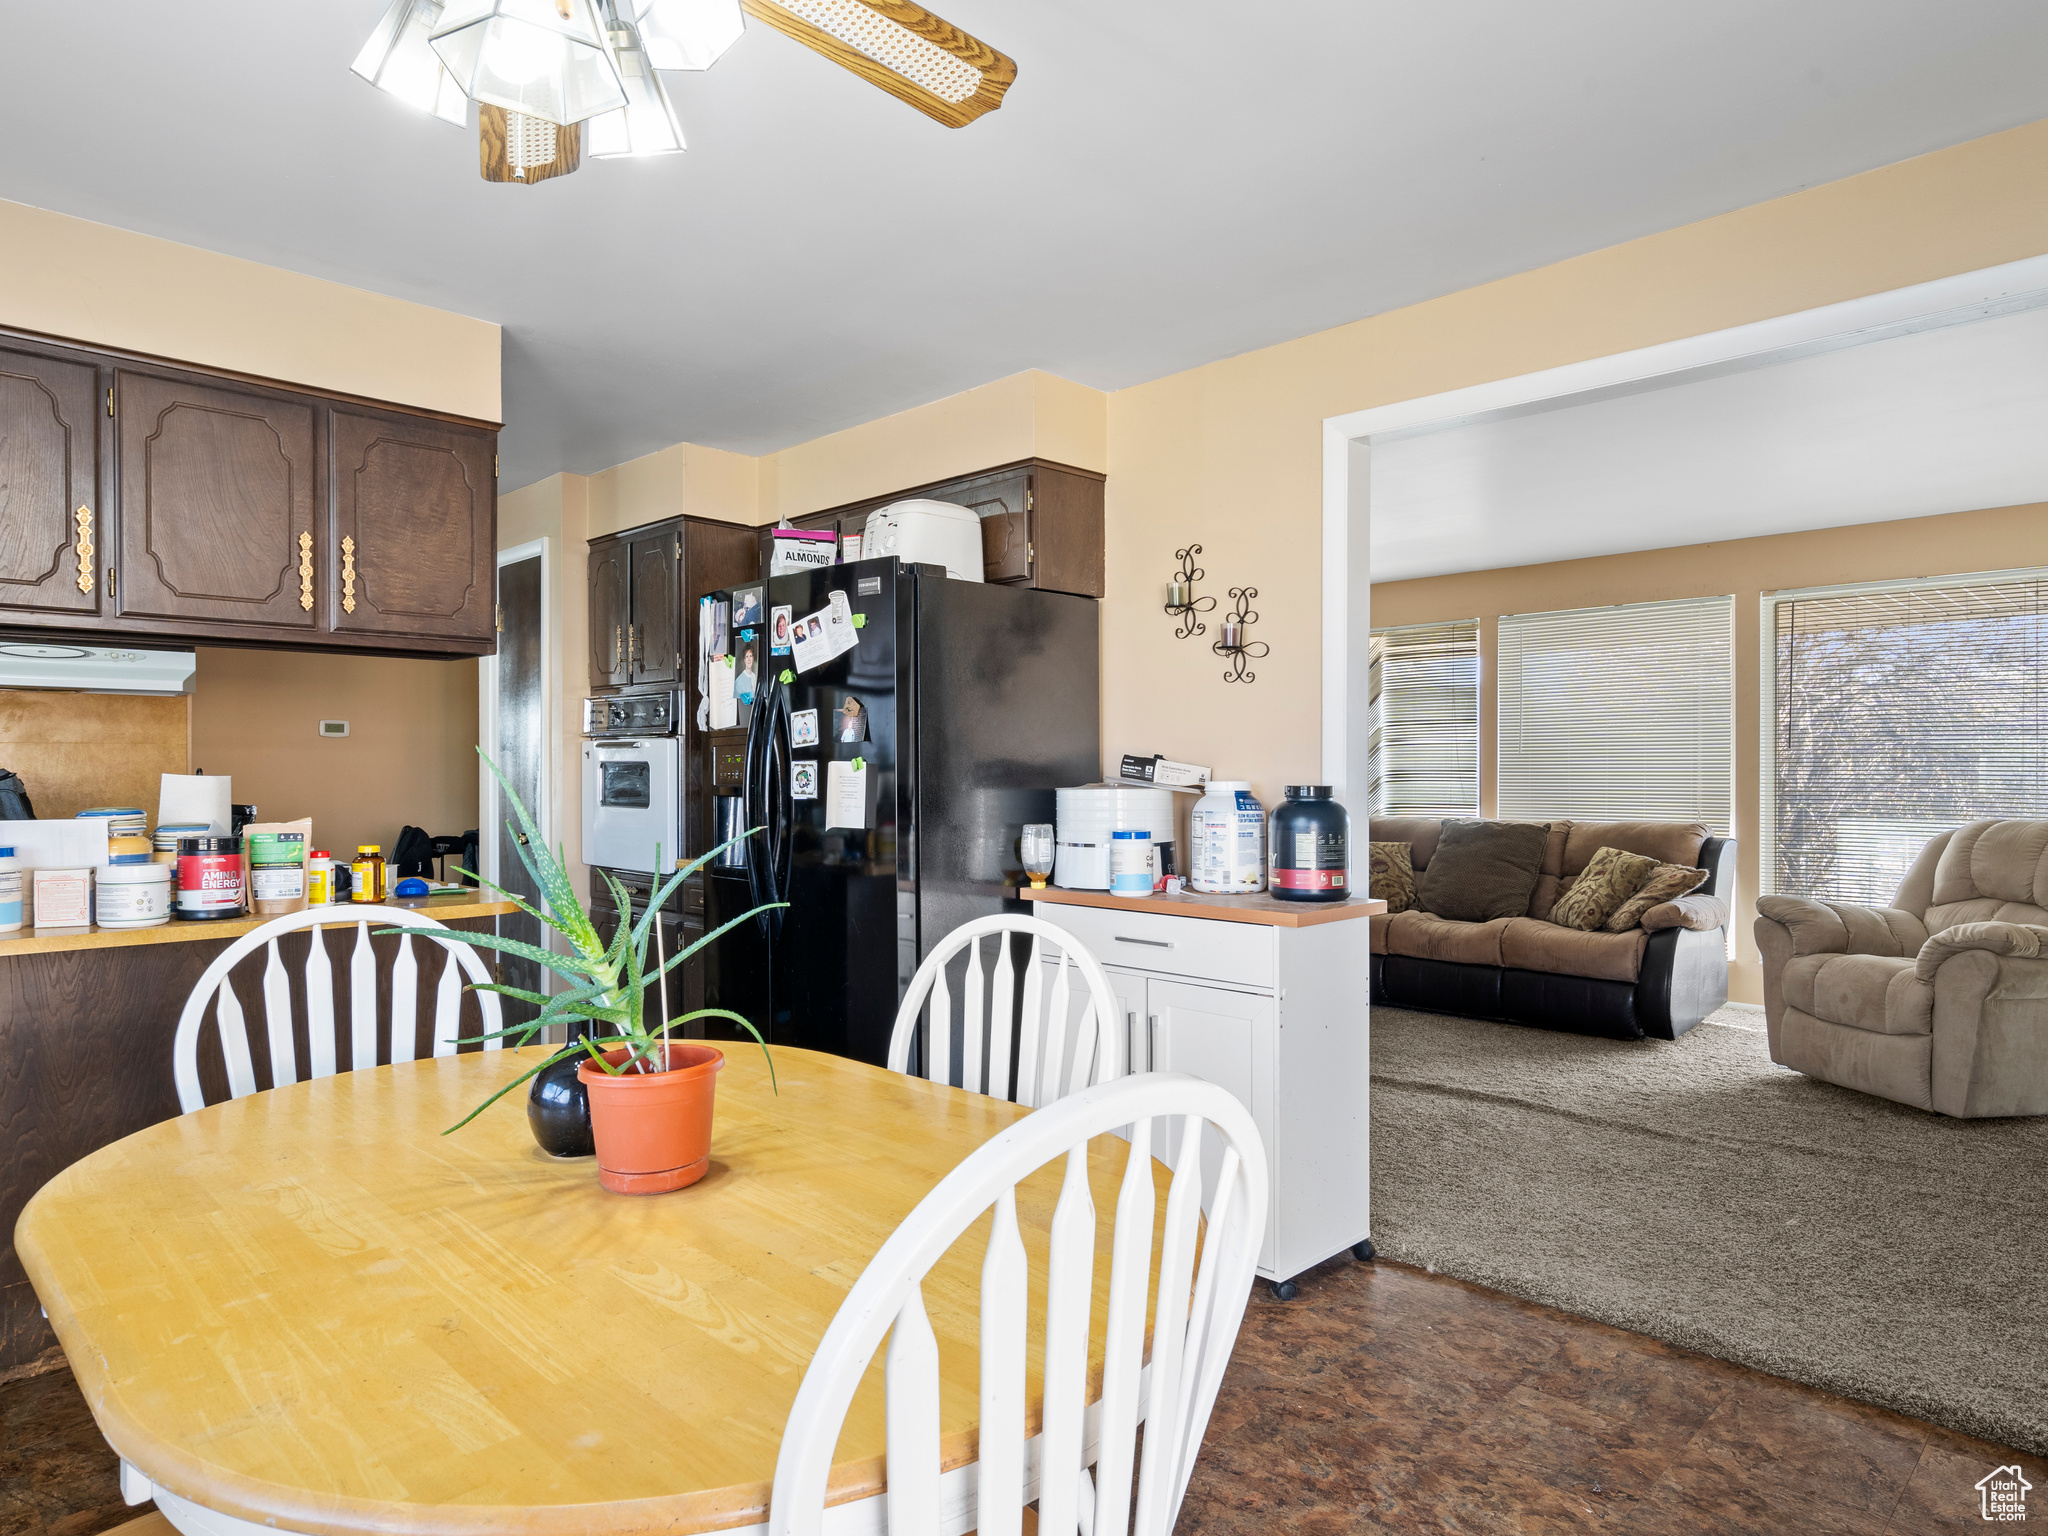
<box><xmin>1021</xmin><ymin>824</ymin><xmax>1056</xmax><ymax>888</ymax></box>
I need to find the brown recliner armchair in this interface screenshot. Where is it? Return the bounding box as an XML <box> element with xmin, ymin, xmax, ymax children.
<box><xmin>1755</xmin><ymin>819</ymin><xmax>2048</xmax><ymax>1118</ymax></box>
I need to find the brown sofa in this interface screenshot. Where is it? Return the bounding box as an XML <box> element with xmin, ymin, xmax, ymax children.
<box><xmin>1369</xmin><ymin>817</ymin><xmax>1735</xmax><ymax>1041</ymax></box>
<box><xmin>1755</xmin><ymin>819</ymin><xmax>2048</xmax><ymax>1117</ymax></box>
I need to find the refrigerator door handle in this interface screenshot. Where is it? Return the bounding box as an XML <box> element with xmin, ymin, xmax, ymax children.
<box><xmin>768</xmin><ymin>694</ymin><xmax>794</xmax><ymax>924</ymax></box>
<box><xmin>741</xmin><ymin>670</ymin><xmax>774</xmax><ymax>934</ymax></box>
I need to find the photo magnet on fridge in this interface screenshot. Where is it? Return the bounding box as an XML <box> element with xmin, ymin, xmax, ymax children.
<box><xmin>790</xmin><ymin>761</ymin><xmax>819</xmax><ymax>800</ymax></box>
<box><xmin>769</xmin><ymin>605</ymin><xmax>793</xmax><ymax>656</ymax></box>
<box><xmin>837</xmin><ymin>695</ymin><xmax>868</xmax><ymax>743</ymax></box>
<box><xmin>734</xmin><ymin>641</ymin><xmax>759</xmax><ymax>706</ymax></box>
<box><xmin>790</xmin><ymin>708</ymin><xmax>820</xmax><ymax>748</ymax></box>
<box><xmin>732</xmin><ymin>584</ymin><xmax>764</xmax><ymax>628</ymax></box>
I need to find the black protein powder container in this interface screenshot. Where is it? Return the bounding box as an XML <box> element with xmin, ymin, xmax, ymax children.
<box><xmin>1269</xmin><ymin>786</ymin><xmax>1350</xmax><ymax>902</ymax></box>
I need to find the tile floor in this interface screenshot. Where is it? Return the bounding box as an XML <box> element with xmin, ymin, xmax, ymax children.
<box><xmin>3</xmin><ymin>1259</ymin><xmax>2040</xmax><ymax>1535</ymax></box>
<box><xmin>1187</xmin><ymin>1257</ymin><xmax>2047</xmax><ymax>1533</ymax></box>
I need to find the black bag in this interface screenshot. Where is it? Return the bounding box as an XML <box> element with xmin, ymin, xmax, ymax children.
<box><xmin>0</xmin><ymin>770</ymin><xmax>35</xmax><ymax>821</ymax></box>
<box><xmin>392</xmin><ymin>825</ymin><xmax>436</xmax><ymax>878</ymax></box>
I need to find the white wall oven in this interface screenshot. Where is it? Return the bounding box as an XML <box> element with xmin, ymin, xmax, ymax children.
<box><xmin>581</xmin><ymin>692</ymin><xmax>680</xmax><ymax>874</ymax></box>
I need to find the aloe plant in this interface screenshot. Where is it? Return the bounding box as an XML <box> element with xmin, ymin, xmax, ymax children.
<box><xmin>380</xmin><ymin>748</ymin><xmax>783</xmax><ymax>1133</ymax></box>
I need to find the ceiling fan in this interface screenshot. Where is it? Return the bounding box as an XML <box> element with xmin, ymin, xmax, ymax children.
<box><xmin>351</xmin><ymin>0</ymin><xmax>1017</xmax><ymax>185</ymax></box>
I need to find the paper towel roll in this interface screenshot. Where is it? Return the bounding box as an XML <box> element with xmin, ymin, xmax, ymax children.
<box><xmin>159</xmin><ymin>774</ymin><xmax>233</xmax><ymax>837</ymax></box>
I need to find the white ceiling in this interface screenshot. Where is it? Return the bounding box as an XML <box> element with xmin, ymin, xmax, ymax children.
<box><xmin>2</xmin><ymin>3</ymin><xmax>2046</xmax><ymax>489</ymax></box>
<box><xmin>1369</xmin><ymin>299</ymin><xmax>2048</xmax><ymax>581</ymax></box>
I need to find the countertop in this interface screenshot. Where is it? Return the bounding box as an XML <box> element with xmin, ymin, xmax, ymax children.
<box><xmin>1020</xmin><ymin>885</ymin><xmax>1384</xmax><ymax>928</ymax></box>
<box><xmin>0</xmin><ymin>894</ymin><xmax>519</xmax><ymax>959</ymax></box>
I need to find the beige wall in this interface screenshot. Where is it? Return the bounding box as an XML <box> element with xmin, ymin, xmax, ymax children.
<box><xmin>0</xmin><ymin>690</ymin><xmax>189</xmax><ymax>822</ymax></box>
<box><xmin>187</xmin><ymin>648</ymin><xmax>479</xmax><ymax>863</ymax></box>
<box><xmin>0</xmin><ymin>199</ymin><xmax>501</xmax><ymax>421</ymax></box>
<box><xmin>1102</xmin><ymin>117</ymin><xmax>2048</xmax><ymax>815</ymax></box>
<box><xmin>1370</xmin><ymin>500</ymin><xmax>2048</xmax><ymax>1003</ymax></box>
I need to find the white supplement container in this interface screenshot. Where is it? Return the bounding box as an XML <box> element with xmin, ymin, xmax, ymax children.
<box><xmin>1053</xmin><ymin>785</ymin><xmax>1175</xmax><ymax>890</ymax></box>
<box><xmin>96</xmin><ymin>862</ymin><xmax>173</xmax><ymax>928</ymax></box>
<box><xmin>1109</xmin><ymin>829</ymin><xmax>1154</xmax><ymax>896</ymax></box>
<box><xmin>1191</xmin><ymin>781</ymin><xmax>1267</xmax><ymax>894</ymax></box>
<box><xmin>0</xmin><ymin>846</ymin><xmax>21</xmax><ymax>933</ymax></box>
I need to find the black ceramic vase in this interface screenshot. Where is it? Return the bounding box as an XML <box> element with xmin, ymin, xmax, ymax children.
<box><xmin>527</xmin><ymin>1035</ymin><xmax>595</xmax><ymax>1158</ymax></box>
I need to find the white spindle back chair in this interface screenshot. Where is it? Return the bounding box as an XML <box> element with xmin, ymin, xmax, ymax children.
<box><xmin>172</xmin><ymin>906</ymin><xmax>504</xmax><ymax>1114</ymax></box>
<box><xmin>887</xmin><ymin>915</ymin><xmax>1123</xmax><ymax>1106</ymax></box>
<box><xmin>768</xmin><ymin>1072</ymin><xmax>1268</xmax><ymax>1536</ymax></box>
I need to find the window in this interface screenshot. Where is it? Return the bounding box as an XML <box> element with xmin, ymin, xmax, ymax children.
<box><xmin>1768</xmin><ymin>572</ymin><xmax>2048</xmax><ymax>905</ymax></box>
<box><xmin>1497</xmin><ymin>596</ymin><xmax>1734</xmax><ymax>832</ymax></box>
<box><xmin>1367</xmin><ymin>620</ymin><xmax>1480</xmax><ymax>816</ymax></box>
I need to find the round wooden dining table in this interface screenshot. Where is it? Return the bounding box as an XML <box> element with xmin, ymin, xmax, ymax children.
<box><xmin>17</xmin><ymin>1045</ymin><xmax>1164</xmax><ymax>1536</ymax></box>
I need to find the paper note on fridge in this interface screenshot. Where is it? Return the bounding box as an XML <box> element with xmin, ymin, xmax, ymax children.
<box><xmin>709</xmin><ymin>653</ymin><xmax>738</xmax><ymax>729</ymax></box>
<box><xmin>790</xmin><ymin>596</ymin><xmax>858</xmax><ymax>673</ymax></box>
<box><xmin>825</xmin><ymin>758</ymin><xmax>868</xmax><ymax>830</ymax></box>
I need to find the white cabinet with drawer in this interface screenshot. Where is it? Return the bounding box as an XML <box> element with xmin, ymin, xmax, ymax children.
<box><xmin>1025</xmin><ymin>888</ymin><xmax>1379</xmax><ymax>1297</ymax></box>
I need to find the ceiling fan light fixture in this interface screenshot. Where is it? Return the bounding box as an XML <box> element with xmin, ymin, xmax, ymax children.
<box><xmin>737</xmin><ymin>0</ymin><xmax>1015</xmax><ymax>127</ymax></box>
<box><xmin>633</xmin><ymin>0</ymin><xmax>746</xmax><ymax>71</ymax></box>
<box><xmin>479</xmin><ymin>101</ymin><xmax>584</xmax><ymax>182</ymax></box>
<box><xmin>431</xmin><ymin>0</ymin><xmax>627</xmax><ymax>126</ymax></box>
<box><xmin>351</xmin><ymin>0</ymin><xmax>471</xmax><ymax>125</ymax></box>
<box><xmin>587</xmin><ymin>18</ymin><xmax>687</xmax><ymax>156</ymax></box>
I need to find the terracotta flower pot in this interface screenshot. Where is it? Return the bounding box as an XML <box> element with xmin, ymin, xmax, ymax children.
<box><xmin>578</xmin><ymin>1043</ymin><xmax>724</xmax><ymax>1195</ymax></box>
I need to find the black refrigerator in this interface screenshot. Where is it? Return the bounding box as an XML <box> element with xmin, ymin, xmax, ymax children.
<box><xmin>702</xmin><ymin>558</ymin><xmax>1099</xmax><ymax>1067</ymax></box>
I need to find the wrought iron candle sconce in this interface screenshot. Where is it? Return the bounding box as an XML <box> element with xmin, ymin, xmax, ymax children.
<box><xmin>1213</xmin><ymin>587</ymin><xmax>1268</xmax><ymax>683</ymax></box>
<box><xmin>1163</xmin><ymin>545</ymin><xmax>1216</xmax><ymax>639</ymax></box>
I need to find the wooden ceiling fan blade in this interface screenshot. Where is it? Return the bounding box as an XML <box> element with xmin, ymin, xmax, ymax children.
<box><xmin>738</xmin><ymin>0</ymin><xmax>1016</xmax><ymax>128</ymax></box>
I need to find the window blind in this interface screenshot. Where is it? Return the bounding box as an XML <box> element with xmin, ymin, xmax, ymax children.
<box><xmin>1771</xmin><ymin>574</ymin><xmax>2048</xmax><ymax>905</ymax></box>
<box><xmin>1497</xmin><ymin>596</ymin><xmax>1734</xmax><ymax>833</ymax></box>
<box><xmin>1367</xmin><ymin>620</ymin><xmax>1480</xmax><ymax>817</ymax></box>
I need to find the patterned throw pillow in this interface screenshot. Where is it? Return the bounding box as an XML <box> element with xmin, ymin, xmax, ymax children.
<box><xmin>1368</xmin><ymin>841</ymin><xmax>1416</xmax><ymax>914</ymax></box>
<box><xmin>1547</xmin><ymin>846</ymin><xmax>1660</xmax><ymax>931</ymax></box>
<box><xmin>1602</xmin><ymin>862</ymin><xmax>1710</xmax><ymax>932</ymax></box>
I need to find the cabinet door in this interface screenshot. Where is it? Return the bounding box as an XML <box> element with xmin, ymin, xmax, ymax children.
<box><xmin>0</xmin><ymin>344</ymin><xmax>103</xmax><ymax>619</ymax></box>
<box><xmin>1146</xmin><ymin>977</ymin><xmax>1275</xmax><ymax>1271</ymax></box>
<box><xmin>588</xmin><ymin>537</ymin><xmax>630</xmax><ymax>690</ymax></box>
<box><xmin>1038</xmin><ymin>959</ymin><xmax>1145</xmax><ymax>1095</ymax></box>
<box><xmin>116</xmin><ymin>370</ymin><xmax>318</xmax><ymax>629</ymax></box>
<box><xmin>628</xmin><ymin>524</ymin><xmax>681</xmax><ymax>687</ymax></box>
<box><xmin>961</xmin><ymin>471</ymin><xmax>1031</xmax><ymax>585</ymax></box>
<box><xmin>329</xmin><ymin>409</ymin><xmax>495</xmax><ymax>643</ymax></box>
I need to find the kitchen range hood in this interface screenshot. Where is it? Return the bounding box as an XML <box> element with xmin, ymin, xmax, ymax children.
<box><xmin>0</xmin><ymin>643</ymin><xmax>197</xmax><ymax>696</ymax></box>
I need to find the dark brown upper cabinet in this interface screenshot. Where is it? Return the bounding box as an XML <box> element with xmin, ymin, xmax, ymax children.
<box><xmin>0</xmin><ymin>340</ymin><xmax>103</xmax><ymax>621</ymax></box>
<box><xmin>328</xmin><ymin>408</ymin><xmax>495</xmax><ymax>646</ymax></box>
<box><xmin>627</xmin><ymin>525</ymin><xmax>681</xmax><ymax>687</ymax></box>
<box><xmin>0</xmin><ymin>325</ymin><xmax>499</xmax><ymax>660</ymax></box>
<box><xmin>763</xmin><ymin>458</ymin><xmax>1104</xmax><ymax>598</ymax></box>
<box><xmin>588</xmin><ymin>535</ymin><xmax>630</xmax><ymax>689</ymax></box>
<box><xmin>115</xmin><ymin>370</ymin><xmax>319</xmax><ymax>631</ymax></box>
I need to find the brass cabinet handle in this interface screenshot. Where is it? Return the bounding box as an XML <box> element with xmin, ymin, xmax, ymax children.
<box><xmin>298</xmin><ymin>531</ymin><xmax>314</xmax><ymax>611</ymax></box>
<box><xmin>613</xmin><ymin>625</ymin><xmax>623</xmax><ymax>673</ymax></box>
<box><xmin>74</xmin><ymin>507</ymin><xmax>94</xmax><ymax>593</ymax></box>
<box><xmin>341</xmin><ymin>536</ymin><xmax>358</xmax><ymax>614</ymax></box>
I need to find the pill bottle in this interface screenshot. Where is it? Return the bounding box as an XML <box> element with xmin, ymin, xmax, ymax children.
<box><xmin>351</xmin><ymin>845</ymin><xmax>387</xmax><ymax>903</ymax></box>
<box><xmin>307</xmin><ymin>850</ymin><xmax>334</xmax><ymax>906</ymax></box>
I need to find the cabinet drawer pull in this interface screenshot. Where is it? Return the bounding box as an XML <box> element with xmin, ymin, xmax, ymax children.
<box><xmin>613</xmin><ymin>625</ymin><xmax>623</xmax><ymax>673</ymax></box>
<box><xmin>341</xmin><ymin>536</ymin><xmax>358</xmax><ymax>614</ymax></box>
<box><xmin>74</xmin><ymin>507</ymin><xmax>93</xmax><ymax>594</ymax></box>
<box><xmin>297</xmin><ymin>531</ymin><xmax>314</xmax><ymax>611</ymax></box>
<box><xmin>1114</xmin><ymin>936</ymin><xmax>1173</xmax><ymax>948</ymax></box>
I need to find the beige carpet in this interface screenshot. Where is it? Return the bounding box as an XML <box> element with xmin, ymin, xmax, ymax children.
<box><xmin>1369</xmin><ymin>1005</ymin><xmax>2048</xmax><ymax>1455</ymax></box>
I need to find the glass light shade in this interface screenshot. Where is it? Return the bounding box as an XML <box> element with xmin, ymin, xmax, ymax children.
<box><xmin>431</xmin><ymin>0</ymin><xmax>627</xmax><ymax>125</ymax></box>
<box><xmin>633</xmin><ymin>0</ymin><xmax>744</xmax><ymax>71</ymax></box>
<box><xmin>351</xmin><ymin>0</ymin><xmax>471</xmax><ymax>125</ymax></box>
<box><xmin>585</xmin><ymin>23</ymin><xmax>685</xmax><ymax>157</ymax></box>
